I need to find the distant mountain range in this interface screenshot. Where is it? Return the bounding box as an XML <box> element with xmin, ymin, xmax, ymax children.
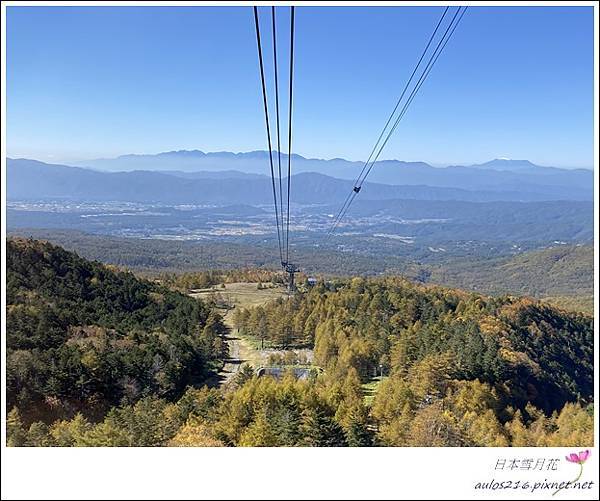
<box><xmin>62</xmin><ymin>150</ymin><xmax>592</xmax><ymax>198</ymax></box>
<box><xmin>7</xmin><ymin>156</ymin><xmax>593</xmax><ymax>204</ymax></box>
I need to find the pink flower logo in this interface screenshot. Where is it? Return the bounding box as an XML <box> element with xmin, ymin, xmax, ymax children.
<box><xmin>553</xmin><ymin>450</ymin><xmax>591</xmax><ymax>496</ymax></box>
<box><xmin>565</xmin><ymin>450</ymin><xmax>590</xmax><ymax>465</ymax></box>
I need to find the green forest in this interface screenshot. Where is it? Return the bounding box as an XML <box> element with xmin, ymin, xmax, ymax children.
<box><xmin>9</xmin><ymin>229</ymin><xmax>593</xmax><ymax>313</ymax></box>
<box><xmin>6</xmin><ymin>238</ymin><xmax>228</xmax><ymax>425</ymax></box>
<box><xmin>6</xmin><ymin>238</ymin><xmax>594</xmax><ymax>447</ymax></box>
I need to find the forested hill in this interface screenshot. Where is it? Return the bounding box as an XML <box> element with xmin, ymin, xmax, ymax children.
<box><xmin>5</xmin><ymin>239</ymin><xmax>594</xmax><ymax>447</ymax></box>
<box><xmin>234</xmin><ymin>277</ymin><xmax>594</xmax><ymax>416</ymax></box>
<box><xmin>6</xmin><ymin>238</ymin><xmax>228</xmax><ymax>425</ymax></box>
<box><xmin>421</xmin><ymin>244</ymin><xmax>594</xmax><ymax>312</ymax></box>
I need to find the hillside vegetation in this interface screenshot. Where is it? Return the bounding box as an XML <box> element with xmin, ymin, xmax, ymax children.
<box><xmin>6</xmin><ymin>240</ymin><xmax>593</xmax><ymax>447</ymax></box>
<box><xmin>6</xmin><ymin>238</ymin><xmax>228</xmax><ymax>425</ymax></box>
<box><xmin>423</xmin><ymin>245</ymin><xmax>593</xmax><ymax>312</ymax></box>
<box><xmin>233</xmin><ymin>277</ymin><xmax>593</xmax><ymax>413</ymax></box>
<box><xmin>427</xmin><ymin>245</ymin><xmax>592</xmax><ymax>296</ymax></box>
<box><xmin>9</xmin><ymin>229</ymin><xmax>593</xmax><ymax>313</ymax></box>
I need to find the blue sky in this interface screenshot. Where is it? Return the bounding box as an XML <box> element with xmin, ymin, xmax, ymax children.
<box><xmin>6</xmin><ymin>5</ymin><xmax>594</xmax><ymax>168</ymax></box>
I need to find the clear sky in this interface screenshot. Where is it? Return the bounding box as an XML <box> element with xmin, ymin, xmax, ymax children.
<box><xmin>6</xmin><ymin>5</ymin><xmax>594</xmax><ymax>168</ymax></box>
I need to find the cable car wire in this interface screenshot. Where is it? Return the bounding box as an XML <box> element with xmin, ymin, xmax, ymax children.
<box><xmin>327</xmin><ymin>6</ymin><xmax>468</xmax><ymax>238</ymax></box>
<box><xmin>272</xmin><ymin>6</ymin><xmax>285</xmax><ymax>263</ymax></box>
<box><xmin>327</xmin><ymin>6</ymin><xmax>450</xmax><ymax>236</ymax></box>
<box><xmin>351</xmin><ymin>7</ymin><xmax>450</xmax><ymax>195</ymax></box>
<box><xmin>359</xmin><ymin>7</ymin><xmax>467</xmax><ymax>188</ymax></box>
<box><xmin>327</xmin><ymin>6</ymin><xmax>458</xmax><ymax>237</ymax></box>
<box><xmin>253</xmin><ymin>6</ymin><xmax>284</xmax><ymax>264</ymax></box>
<box><xmin>285</xmin><ymin>6</ymin><xmax>295</xmax><ymax>265</ymax></box>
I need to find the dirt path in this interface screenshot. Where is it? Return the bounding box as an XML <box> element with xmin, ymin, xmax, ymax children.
<box><xmin>190</xmin><ymin>282</ymin><xmax>285</xmax><ymax>387</ymax></box>
<box><xmin>216</xmin><ymin>310</ymin><xmax>257</xmax><ymax>386</ymax></box>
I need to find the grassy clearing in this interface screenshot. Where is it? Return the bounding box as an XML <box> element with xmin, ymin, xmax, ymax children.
<box><xmin>236</xmin><ymin>336</ymin><xmax>265</xmax><ymax>368</ymax></box>
<box><xmin>190</xmin><ymin>282</ymin><xmax>292</xmax><ymax>371</ymax></box>
<box><xmin>190</xmin><ymin>282</ymin><xmax>318</xmax><ymax>375</ymax></box>
<box><xmin>362</xmin><ymin>376</ymin><xmax>388</xmax><ymax>406</ymax></box>
<box><xmin>190</xmin><ymin>282</ymin><xmax>285</xmax><ymax>312</ymax></box>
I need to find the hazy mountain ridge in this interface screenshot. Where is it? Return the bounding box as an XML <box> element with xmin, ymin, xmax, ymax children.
<box><xmin>66</xmin><ymin>150</ymin><xmax>592</xmax><ymax>197</ymax></box>
<box><xmin>7</xmin><ymin>157</ymin><xmax>593</xmax><ymax>204</ymax></box>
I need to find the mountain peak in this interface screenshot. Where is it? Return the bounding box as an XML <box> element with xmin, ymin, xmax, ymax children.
<box><xmin>158</xmin><ymin>149</ymin><xmax>206</xmax><ymax>157</ymax></box>
<box><xmin>474</xmin><ymin>158</ymin><xmax>539</xmax><ymax>171</ymax></box>
<box><xmin>489</xmin><ymin>158</ymin><xmax>534</xmax><ymax>165</ymax></box>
